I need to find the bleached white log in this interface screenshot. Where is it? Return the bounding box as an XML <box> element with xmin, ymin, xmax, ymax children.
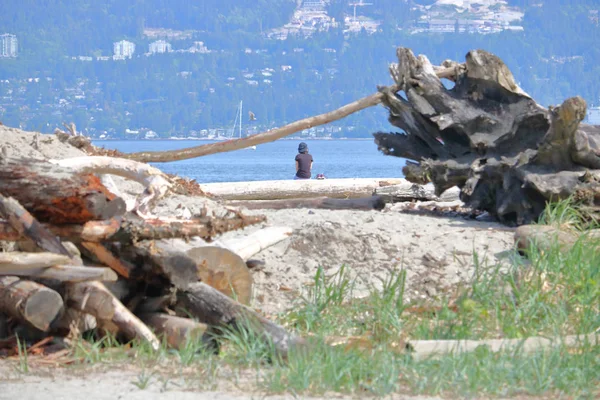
<box><xmin>201</xmin><ymin>178</ymin><xmax>406</xmax><ymax>201</ymax></box>
<box><xmin>0</xmin><ymin>252</ymin><xmax>72</xmax><ymax>269</ymax></box>
<box><xmin>49</xmin><ymin>156</ymin><xmax>172</xmax><ymax>216</ymax></box>
<box><xmin>160</xmin><ymin>226</ymin><xmax>293</xmax><ymax>261</ymax></box>
<box><xmin>0</xmin><ymin>264</ymin><xmax>117</xmax><ymax>283</ymax></box>
<box><xmin>216</xmin><ymin>226</ymin><xmax>293</xmax><ymax>260</ymax></box>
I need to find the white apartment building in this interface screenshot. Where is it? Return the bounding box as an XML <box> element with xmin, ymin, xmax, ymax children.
<box><xmin>149</xmin><ymin>40</ymin><xmax>172</xmax><ymax>54</ymax></box>
<box><xmin>0</xmin><ymin>34</ymin><xmax>18</xmax><ymax>57</ymax></box>
<box><xmin>113</xmin><ymin>40</ymin><xmax>135</xmax><ymax>59</ymax></box>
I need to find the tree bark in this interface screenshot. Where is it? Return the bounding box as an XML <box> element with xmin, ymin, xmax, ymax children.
<box><xmin>0</xmin><ymin>157</ymin><xmax>125</xmax><ymax>224</ymax></box>
<box><xmin>177</xmin><ymin>282</ymin><xmax>305</xmax><ymax>360</ymax></box>
<box><xmin>227</xmin><ymin>196</ymin><xmax>387</xmax><ymax>211</ymax></box>
<box><xmin>202</xmin><ymin>178</ymin><xmax>405</xmax><ymax>201</ymax></box>
<box><xmin>0</xmin><ymin>276</ymin><xmax>64</xmax><ymax>331</ymax></box>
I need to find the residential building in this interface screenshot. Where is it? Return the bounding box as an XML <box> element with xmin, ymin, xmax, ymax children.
<box><xmin>149</xmin><ymin>40</ymin><xmax>172</xmax><ymax>54</ymax></box>
<box><xmin>113</xmin><ymin>40</ymin><xmax>135</xmax><ymax>59</ymax></box>
<box><xmin>0</xmin><ymin>34</ymin><xmax>18</xmax><ymax>57</ymax></box>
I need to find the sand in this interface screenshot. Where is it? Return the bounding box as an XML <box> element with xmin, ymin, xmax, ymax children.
<box><xmin>0</xmin><ymin>128</ymin><xmax>516</xmax><ymax>314</ymax></box>
<box><xmin>0</xmin><ymin>128</ymin><xmax>517</xmax><ymax>398</ymax></box>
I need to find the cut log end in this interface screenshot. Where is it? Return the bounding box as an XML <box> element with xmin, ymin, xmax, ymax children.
<box><xmin>186</xmin><ymin>246</ymin><xmax>253</xmax><ymax>305</ymax></box>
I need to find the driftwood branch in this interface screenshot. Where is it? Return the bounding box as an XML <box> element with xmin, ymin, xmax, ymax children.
<box><xmin>177</xmin><ymin>282</ymin><xmax>305</xmax><ymax>359</ymax></box>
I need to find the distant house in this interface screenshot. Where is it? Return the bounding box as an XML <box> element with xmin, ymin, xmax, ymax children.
<box><xmin>113</xmin><ymin>40</ymin><xmax>135</xmax><ymax>59</ymax></box>
<box><xmin>0</xmin><ymin>34</ymin><xmax>18</xmax><ymax>57</ymax></box>
<box><xmin>149</xmin><ymin>40</ymin><xmax>172</xmax><ymax>54</ymax></box>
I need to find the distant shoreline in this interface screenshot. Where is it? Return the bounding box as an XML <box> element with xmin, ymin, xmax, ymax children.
<box><xmin>93</xmin><ymin>137</ymin><xmax>374</xmax><ymax>142</ymax></box>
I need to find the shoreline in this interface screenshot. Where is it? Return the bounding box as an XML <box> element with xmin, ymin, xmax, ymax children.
<box><xmin>92</xmin><ymin>137</ymin><xmax>375</xmax><ymax>142</ymax></box>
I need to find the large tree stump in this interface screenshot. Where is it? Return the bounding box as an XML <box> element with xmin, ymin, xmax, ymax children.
<box><xmin>373</xmin><ymin>48</ymin><xmax>600</xmax><ymax>225</ymax></box>
<box><xmin>0</xmin><ymin>157</ymin><xmax>125</xmax><ymax>224</ymax></box>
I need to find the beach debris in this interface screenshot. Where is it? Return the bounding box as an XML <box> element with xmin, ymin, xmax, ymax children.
<box><xmin>374</xmin><ymin>48</ymin><xmax>600</xmax><ymax>226</ymax></box>
<box><xmin>0</xmin><ymin>176</ymin><xmax>301</xmax><ymax>359</ymax></box>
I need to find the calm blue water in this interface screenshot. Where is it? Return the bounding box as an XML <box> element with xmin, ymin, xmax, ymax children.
<box><xmin>93</xmin><ymin>140</ymin><xmax>406</xmax><ymax>183</ymax></box>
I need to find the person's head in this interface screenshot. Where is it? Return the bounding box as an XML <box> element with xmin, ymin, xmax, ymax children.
<box><xmin>298</xmin><ymin>142</ymin><xmax>308</xmax><ymax>154</ymax></box>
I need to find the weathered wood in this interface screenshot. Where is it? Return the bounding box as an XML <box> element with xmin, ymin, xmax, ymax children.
<box><xmin>0</xmin><ymin>214</ymin><xmax>265</xmax><ymax>244</ymax></box>
<box><xmin>52</xmin><ymin>308</ymin><xmax>97</xmax><ymax>335</ymax></box>
<box><xmin>373</xmin><ymin>47</ymin><xmax>600</xmax><ymax>225</ymax></box>
<box><xmin>216</xmin><ymin>226</ymin><xmax>292</xmax><ymax>261</ymax></box>
<box><xmin>0</xmin><ymin>252</ymin><xmax>72</xmax><ymax>270</ymax></box>
<box><xmin>65</xmin><ymin>281</ymin><xmax>160</xmax><ymax>349</ymax></box>
<box><xmin>139</xmin><ymin>313</ymin><xmax>212</xmax><ymax>350</ymax></box>
<box><xmin>0</xmin><ymin>263</ymin><xmax>117</xmax><ymax>283</ymax></box>
<box><xmin>0</xmin><ymin>195</ymin><xmax>71</xmax><ymax>256</ymax></box>
<box><xmin>186</xmin><ymin>247</ymin><xmax>253</xmax><ymax>305</ymax></box>
<box><xmin>152</xmin><ymin>226</ymin><xmax>293</xmax><ymax>261</ymax></box>
<box><xmin>177</xmin><ymin>282</ymin><xmax>305</xmax><ymax>359</ymax></box>
<box><xmin>0</xmin><ymin>156</ymin><xmax>126</xmax><ymax>224</ymax></box>
<box><xmin>227</xmin><ymin>196</ymin><xmax>387</xmax><ymax>211</ymax></box>
<box><xmin>51</xmin><ymin>156</ymin><xmax>172</xmax><ymax>216</ymax></box>
<box><xmin>202</xmin><ymin>178</ymin><xmax>405</xmax><ymax>200</ymax></box>
<box><xmin>80</xmin><ymin>242</ymin><xmax>135</xmax><ymax>278</ymax></box>
<box><xmin>0</xmin><ymin>276</ymin><xmax>64</xmax><ymax>331</ymax></box>
<box><xmin>375</xmin><ymin>183</ymin><xmax>460</xmax><ymax>203</ymax></box>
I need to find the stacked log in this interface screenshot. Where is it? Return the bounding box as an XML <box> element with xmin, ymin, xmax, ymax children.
<box><xmin>0</xmin><ymin>156</ymin><xmax>301</xmax><ymax>356</ymax></box>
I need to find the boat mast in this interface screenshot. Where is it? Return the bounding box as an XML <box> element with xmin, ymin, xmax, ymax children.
<box><xmin>240</xmin><ymin>100</ymin><xmax>243</xmax><ymax>138</ymax></box>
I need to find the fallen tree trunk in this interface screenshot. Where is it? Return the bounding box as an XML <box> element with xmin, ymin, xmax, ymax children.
<box><xmin>202</xmin><ymin>178</ymin><xmax>404</xmax><ymax>201</ymax></box>
<box><xmin>373</xmin><ymin>47</ymin><xmax>600</xmax><ymax>225</ymax></box>
<box><xmin>0</xmin><ymin>157</ymin><xmax>125</xmax><ymax>224</ymax></box>
<box><xmin>51</xmin><ymin>156</ymin><xmax>172</xmax><ymax>217</ymax></box>
<box><xmin>177</xmin><ymin>282</ymin><xmax>305</xmax><ymax>360</ymax></box>
<box><xmin>120</xmin><ymin>64</ymin><xmax>468</xmax><ymax>163</ymax></box>
<box><xmin>0</xmin><ymin>252</ymin><xmax>72</xmax><ymax>270</ymax></box>
<box><xmin>227</xmin><ymin>196</ymin><xmax>386</xmax><ymax>211</ymax></box>
<box><xmin>0</xmin><ymin>214</ymin><xmax>266</xmax><ymax>244</ymax></box>
<box><xmin>0</xmin><ymin>276</ymin><xmax>64</xmax><ymax>331</ymax></box>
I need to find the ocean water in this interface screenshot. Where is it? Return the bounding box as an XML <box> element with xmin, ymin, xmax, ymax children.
<box><xmin>94</xmin><ymin>139</ymin><xmax>407</xmax><ymax>183</ymax></box>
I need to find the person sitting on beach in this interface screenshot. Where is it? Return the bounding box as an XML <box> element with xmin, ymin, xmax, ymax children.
<box><xmin>294</xmin><ymin>142</ymin><xmax>313</xmax><ymax>180</ymax></box>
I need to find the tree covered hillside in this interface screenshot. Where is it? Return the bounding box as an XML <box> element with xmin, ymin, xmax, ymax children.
<box><xmin>2</xmin><ymin>0</ymin><xmax>296</xmax><ymax>56</ymax></box>
<box><xmin>0</xmin><ymin>0</ymin><xmax>599</xmax><ymax>138</ymax></box>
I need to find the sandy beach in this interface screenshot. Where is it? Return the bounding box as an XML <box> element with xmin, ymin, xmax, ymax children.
<box><xmin>0</xmin><ymin>127</ymin><xmax>517</xmax><ymax>398</ymax></box>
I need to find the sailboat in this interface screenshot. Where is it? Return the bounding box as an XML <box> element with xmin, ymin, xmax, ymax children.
<box><xmin>232</xmin><ymin>100</ymin><xmax>256</xmax><ymax>150</ymax></box>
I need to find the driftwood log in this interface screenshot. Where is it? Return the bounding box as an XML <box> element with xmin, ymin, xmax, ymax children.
<box><xmin>373</xmin><ymin>47</ymin><xmax>600</xmax><ymax>225</ymax></box>
<box><xmin>202</xmin><ymin>178</ymin><xmax>404</xmax><ymax>200</ymax></box>
<box><xmin>0</xmin><ymin>276</ymin><xmax>64</xmax><ymax>331</ymax></box>
<box><xmin>227</xmin><ymin>196</ymin><xmax>386</xmax><ymax>211</ymax></box>
<box><xmin>177</xmin><ymin>282</ymin><xmax>305</xmax><ymax>360</ymax></box>
<box><xmin>0</xmin><ymin>157</ymin><xmax>125</xmax><ymax>224</ymax></box>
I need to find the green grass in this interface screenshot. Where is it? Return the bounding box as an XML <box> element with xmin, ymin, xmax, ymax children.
<box><xmin>47</xmin><ymin>198</ymin><xmax>599</xmax><ymax>397</ymax></box>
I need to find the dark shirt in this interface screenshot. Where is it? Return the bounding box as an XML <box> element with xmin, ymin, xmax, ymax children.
<box><xmin>295</xmin><ymin>153</ymin><xmax>313</xmax><ymax>179</ymax></box>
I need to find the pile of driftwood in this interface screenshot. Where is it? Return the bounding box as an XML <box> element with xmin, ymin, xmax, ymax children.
<box><xmin>0</xmin><ymin>155</ymin><xmax>303</xmax><ymax>358</ymax></box>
